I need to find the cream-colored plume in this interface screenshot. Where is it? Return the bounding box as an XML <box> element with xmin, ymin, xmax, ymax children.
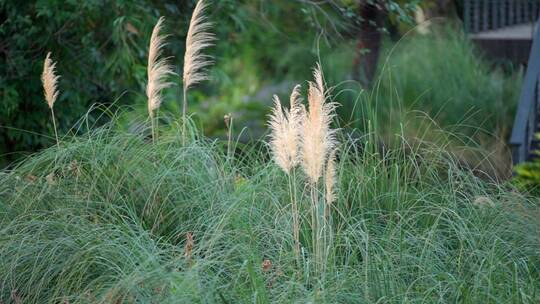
<box><xmin>183</xmin><ymin>0</ymin><xmax>214</xmax><ymax>94</ymax></box>
<box><xmin>147</xmin><ymin>17</ymin><xmax>175</xmax><ymax>117</ymax></box>
<box><xmin>181</xmin><ymin>0</ymin><xmax>214</xmax><ymax>142</ymax></box>
<box><xmin>42</xmin><ymin>52</ymin><xmax>60</xmax><ymax>109</ymax></box>
<box><xmin>269</xmin><ymin>85</ymin><xmax>303</xmax><ymax>174</ymax></box>
<box><xmin>325</xmin><ymin>149</ymin><xmax>337</xmax><ymax>206</ymax></box>
<box><xmin>301</xmin><ymin>63</ymin><xmax>337</xmax><ymax>184</ymax></box>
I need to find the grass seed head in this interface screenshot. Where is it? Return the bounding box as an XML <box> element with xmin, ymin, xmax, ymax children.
<box><xmin>147</xmin><ymin>17</ymin><xmax>175</xmax><ymax>116</ymax></box>
<box><xmin>184</xmin><ymin>232</ymin><xmax>194</xmax><ymax>261</ymax></box>
<box><xmin>268</xmin><ymin>85</ymin><xmax>303</xmax><ymax>174</ymax></box>
<box><xmin>301</xmin><ymin>63</ymin><xmax>337</xmax><ymax>183</ymax></box>
<box><xmin>325</xmin><ymin>148</ymin><xmax>337</xmax><ymax>205</ymax></box>
<box><xmin>42</xmin><ymin>52</ymin><xmax>60</xmax><ymax>109</ymax></box>
<box><xmin>183</xmin><ymin>0</ymin><xmax>215</xmax><ymax>92</ymax></box>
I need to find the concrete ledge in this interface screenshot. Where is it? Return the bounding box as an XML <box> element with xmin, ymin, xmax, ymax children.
<box><xmin>470</xmin><ymin>23</ymin><xmax>535</xmax><ymax>40</ymax></box>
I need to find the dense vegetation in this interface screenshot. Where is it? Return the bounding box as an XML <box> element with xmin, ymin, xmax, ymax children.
<box><xmin>1</xmin><ymin>109</ymin><xmax>539</xmax><ymax>302</ymax></box>
<box><xmin>367</xmin><ymin>27</ymin><xmax>522</xmax><ymax>178</ymax></box>
<box><xmin>0</xmin><ymin>0</ymin><xmax>439</xmax><ymax>166</ymax></box>
<box><xmin>1</xmin><ymin>0</ymin><xmax>356</xmax><ymax>165</ymax></box>
<box><xmin>1</xmin><ymin>1</ymin><xmax>539</xmax><ymax>303</ymax></box>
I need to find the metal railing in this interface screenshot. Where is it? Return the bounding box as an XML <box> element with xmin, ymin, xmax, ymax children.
<box><xmin>464</xmin><ymin>0</ymin><xmax>540</xmax><ymax>33</ymax></box>
<box><xmin>510</xmin><ymin>22</ymin><xmax>540</xmax><ymax>164</ymax></box>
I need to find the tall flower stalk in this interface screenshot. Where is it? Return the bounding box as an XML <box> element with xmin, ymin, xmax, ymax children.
<box><xmin>182</xmin><ymin>0</ymin><xmax>214</xmax><ymax>144</ymax></box>
<box><xmin>325</xmin><ymin>148</ymin><xmax>337</xmax><ymax>219</ymax></box>
<box><xmin>300</xmin><ymin>64</ymin><xmax>337</xmax><ymax>274</ymax></box>
<box><xmin>268</xmin><ymin>85</ymin><xmax>303</xmax><ymax>261</ymax></box>
<box><xmin>146</xmin><ymin>17</ymin><xmax>175</xmax><ymax>143</ymax></box>
<box><xmin>267</xmin><ymin>64</ymin><xmax>338</xmax><ymax>274</ymax></box>
<box><xmin>41</xmin><ymin>52</ymin><xmax>60</xmax><ymax>148</ymax></box>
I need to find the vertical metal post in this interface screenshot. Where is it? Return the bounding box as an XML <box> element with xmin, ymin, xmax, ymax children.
<box><xmin>509</xmin><ymin>0</ymin><xmax>514</xmax><ymax>25</ymax></box>
<box><xmin>464</xmin><ymin>0</ymin><xmax>471</xmax><ymax>33</ymax></box>
<box><xmin>501</xmin><ymin>0</ymin><xmax>507</xmax><ymax>27</ymax></box>
<box><xmin>492</xmin><ymin>0</ymin><xmax>499</xmax><ymax>29</ymax></box>
<box><xmin>510</xmin><ymin>24</ymin><xmax>540</xmax><ymax>165</ymax></box>
<box><xmin>483</xmin><ymin>0</ymin><xmax>489</xmax><ymax>30</ymax></box>
<box><xmin>474</xmin><ymin>0</ymin><xmax>480</xmax><ymax>32</ymax></box>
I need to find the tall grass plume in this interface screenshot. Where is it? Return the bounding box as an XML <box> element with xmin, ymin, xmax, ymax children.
<box><xmin>182</xmin><ymin>0</ymin><xmax>214</xmax><ymax>142</ymax></box>
<box><xmin>300</xmin><ymin>63</ymin><xmax>337</xmax><ymax>273</ymax></box>
<box><xmin>301</xmin><ymin>64</ymin><xmax>337</xmax><ymax>184</ymax></box>
<box><xmin>268</xmin><ymin>84</ymin><xmax>303</xmax><ymax>260</ymax></box>
<box><xmin>41</xmin><ymin>52</ymin><xmax>60</xmax><ymax>147</ymax></box>
<box><xmin>146</xmin><ymin>17</ymin><xmax>175</xmax><ymax>143</ymax></box>
<box><xmin>325</xmin><ymin>148</ymin><xmax>337</xmax><ymax>217</ymax></box>
<box><xmin>268</xmin><ymin>85</ymin><xmax>303</xmax><ymax>174</ymax></box>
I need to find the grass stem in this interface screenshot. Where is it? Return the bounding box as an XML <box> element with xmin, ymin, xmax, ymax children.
<box><xmin>50</xmin><ymin>108</ymin><xmax>59</xmax><ymax>148</ymax></box>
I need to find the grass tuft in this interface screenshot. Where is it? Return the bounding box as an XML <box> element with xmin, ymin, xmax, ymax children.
<box><xmin>0</xmin><ymin>108</ymin><xmax>538</xmax><ymax>302</ymax></box>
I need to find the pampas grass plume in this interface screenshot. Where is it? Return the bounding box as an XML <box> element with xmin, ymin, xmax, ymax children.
<box><xmin>301</xmin><ymin>63</ymin><xmax>337</xmax><ymax>183</ymax></box>
<box><xmin>182</xmin><ymin>0</ymin><xmax>214</xmax><ymax>115</ymax></box>
<box><xmin>146</xmin><ymin>17</ymin><xmax>175</xmax><ymax>143</ymax></box>
<box><xmin>269</xmin><ymin>85</ymin><xmax>303</xmax><ymax>174</ymax></box>
<box><xmin>183</xmin><ymin>0</ymin><xmax>214</xmax><ymax>91</ymax></box>
<box><xmin>42</xmin><ymin>52</ymin><xmax>59</xmax><ymax>109</ymax></box>
<box><xmin>325</xmin><ymin>149</ymin><xmax>337</xmax><ymax>206</ymax></box>
<box><xmin>42</xmin><ymin>52</ymin><xmax>61</xmax><ymax>146</ymax></box>
<box><xmin>147</xmin><ymin>17</ymin><xmax>175</xmax><ymax>117</ymax></box>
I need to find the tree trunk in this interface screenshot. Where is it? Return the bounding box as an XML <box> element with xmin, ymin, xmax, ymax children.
<box><xmin>353</xmin><ymin>1</ymin><xmax>387</xmax><ymax>88</ymax></box>
<box><xmin>424</xmin><ymin>0</ymin><xmax>457</xmax><ymax>20</ymax></box>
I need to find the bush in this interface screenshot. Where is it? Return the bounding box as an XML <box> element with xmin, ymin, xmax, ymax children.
<box><xmin>513</xmin><ymin>134</ymin><xmax>540</xmax><ymax>193</ymax></box>
<box><xmin>340</xmin><ymin>26</ymin><xmax>523</xmax><ymax>179</ymax></box>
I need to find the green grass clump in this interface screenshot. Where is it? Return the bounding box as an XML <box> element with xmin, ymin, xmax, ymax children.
<box><xmin>344</xmin><ymin>26</ymin><xmax>523</xmax><ymax>179</ymax></box>
<box><xmin>375</xmin><ymin>26</ymin><xmax>521</xmax><ymax>136</ymax></box>
<box><xmin>0</xmin><ymin>115</ymin><xmax>538</xmax><ymax>303</ymax></box>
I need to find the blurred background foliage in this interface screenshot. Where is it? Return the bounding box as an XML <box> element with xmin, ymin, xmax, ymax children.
<box><xmin>0</xmin><ymin>0</ymin><xmax>522</xmax><ymax>172</ymax></box>
<box><xmin>0</xmin><ymin>0</ymin><xmax>419</xmax><ymax>165</ymax></box>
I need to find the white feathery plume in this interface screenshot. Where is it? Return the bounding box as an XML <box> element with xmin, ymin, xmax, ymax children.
<box><xmin>181</xmin><ymin>0</ymin><xmax>214</xmax><ymax>143</ymax></box>
<box><xmin>301</xmin><ymin>63</ymin><xmax>337</xmax><ymax>184</ymax></box>
<box><xmin>42</xmin><ymin>52</ymin><xmax>60</xmax><ymax>109</ymax></box>
<box><xmin>147</xmin><ymin>17</ymin><xmax>175</xmax><ymax>117</ymax></box>
<box><xmin>182</xmin><ymin>0</ymin><xmax>214</xmax><ymax>111</ymax></box>
<box><xmin>325</xmin><ymin>148</ymin><xmax>337</xmax><ymax>206</ymax></box>
<box><xmin>42</xmin><ymin>52</ymin><xmax>61</xmax><ymax>147</ymax></box>
<box><xmin>269</xmin><ymin>85</ymin><xmax>303</xmax><ymax>174</ymax></box>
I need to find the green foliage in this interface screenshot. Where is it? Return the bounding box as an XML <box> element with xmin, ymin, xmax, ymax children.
<box><xmin>1</xmin><ymin>0</ymin><xmax>339</xmax><ymax>165</ymax></box>
<box><xmin>0</xmin><ymin>0</ymin><xmax>175</xmax><ymax>166</ymax></box>
<box><xmin>0</xmin><ymin>113</ymin><xmax>539</xmax><ymax>302</ymax></box>
<box><xmin>1</xmin><ymin>0</ymin><xmax>424</xmax><ymax>166</ymax></box>
<box><xmin>514</xmin><ymin>159</ymin><xmax>540</xmax><ymax>192</ymax></box>
<box><xmin>374</xmin><ymin>26</ymin><xmax>522</xmax><ymax>136</ymax></box>
<box><xmin>0</xmin><ymin>2</ymin><xmax>535</xmax><ymax>302</ymax></box>
<box><xmin>513</xmin><ymin>135</ymin><xmax>540</xmax><ymax>193</ymax></box>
